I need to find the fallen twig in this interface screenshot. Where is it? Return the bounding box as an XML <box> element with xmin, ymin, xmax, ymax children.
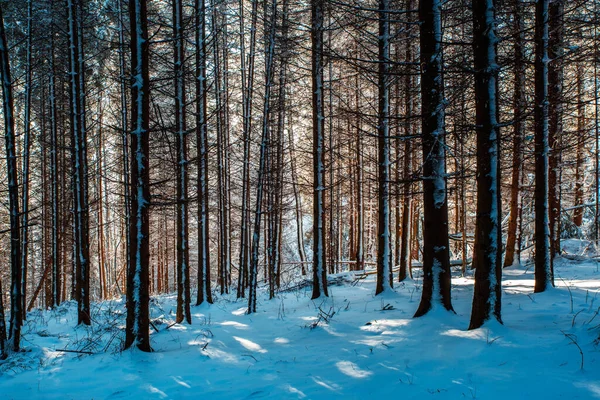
<box><xmin>55</xmin><ymin>348</ymin><xmax>95</xmax><ymax>355</ymax></box>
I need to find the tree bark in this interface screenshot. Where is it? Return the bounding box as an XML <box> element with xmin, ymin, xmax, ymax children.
<box><xmin>237</xmin><ymin>0</ymin><xmax>259</xmax><ymax>298</ymax></box>
<box><xmin>311</xmin><ymin>0</ymin><xmax>328</xmax><ymax>299</ymax></box>
<box><xmin>248</xmin><ymin>0</ymin><xmax>278</xmax><ymax>313</ymax></box>
<box><xmin>504</xmin><ymin>0</ymin><xmax>525</xmax><ymax>268</ymax></box>
<box><xmin>414</xmin><ymin>0</ymin><xmax>453</xmax><ymax>317</ymax></box>
<box><xmin>469</xmin><ymin>0</ymin><xmax>503</xmax><ymax>329</ymax></box>
<box><xmin>573</xmin><ymin>59</ymin><xmax>585</xmax><ymax>227</ymax></box>
<box><xmin>67</xmin><ymin>0</ymin><xmax>91</xmax><ymax>326</ymax></box>
<box><xmin>173</xmin><ymin>0</ymin><xmax>191</xmax><ymax>324</ymax></box>
<box><xmin>376</xmin><ymin>0</ymin><xmax>393</xmax><ymax>294</ymax></box>
<box><xmin>124</xmin><ymin>0</ymin><xmax>152</xmax><ymax>352</ymax></box>
<box><xmin>548</xmin><ymin>0</ymin><xmax>563</xmax><ymax>259</ymax></box>
<box><xmin>534</xmin><ymin>0</ymin><xmax>553</xmax><ymax>293</ymax></box>
<box><xmin>195</xmin><ymin>0</ymin><xmax>212</xmax><ymax>306</ymax></box>
<box><xmin>0</xmin><ymin>2</ymin><xmax>23</xmax><ymax>352</ymax></box>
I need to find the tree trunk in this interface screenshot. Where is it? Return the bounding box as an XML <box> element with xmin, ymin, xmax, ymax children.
<box><xmin>289</xmin><ymin>123</ymin><xmax>306</xmax><ymax>272</ymax></box>
<box><xmin>376</xmin><ymin>0</ymin><xmax>393</xmax><ymax>295</ymax></box>
<box><xmin>124</xmin><ymin>0</ymin><xmax>152</xmax><ymax>352</ymax></box>
<box><xmin>548</xmin><ymin>0</ymin><xmax>563</xmax><ymax>259</ymax></box>
<box><xmin>195</xmin><ymin>0</ymin><xmax>212</xmax><ymax>306</ymax></box>
<box><xmin>399</xmin><ymin>0</ymin><xmax>414</xmax><ymax>282</ymax></box>
<box><xmin>414</xmin><ymin>0</ymin><xmax>453</xmax><ymax>317</ymax></box>
<box><xmin>118</xmin><ymin>0</ymin><xmax>131</xmax><ymax>301</ymax></box>
<box><xmin>355</xmin><ymin>67</ymin><xmax>365</xmax><ymax>272</ymax></box>
<box><xmin>534</xmin><ymin>0</ymin><xmax>553</xmax><ymax>293</ymax></box>
<box><xmin>469</xmin><ymin>0</ymin><xmax>503</xmax><ymax>329</ymax></box>
<box><xmin>248</xmin><ymin>0</ymin><xmax>277</xmax><ymax>313</ymax></box>
<box><xmin>504</xmin><ymin>0</ymin><xmax>525</xmax><ymax>268</ymax></box>
<box><xmin>0</xmin><ymin>278</ymin><xmax>6</xmax><ymax>358</ymax></box>
<box><xmin>50</xmin><ymin>23</ymin><xmax>61</xmax><ymax>307</ymax></box>
<box><xmin>67</xmin><ymin>0</ymin><xmax>91</xmax><ymax>326</ymax></box>
<box><xmin>237</xmin><ymin>0</ymin><xmax>259</xmax><ymax>298</ymax></box>
<box><xmin>311</xmin><ymin>0</ymin><xmax>328</xmax><ymax>299</ymax></box>
<box><xmin>0</xmin><ymin>2</ymin><xmax>23</xmax><ymax>353</ymax></box>
<box><xmin>173</xmin><ymin>0</ymin><xmax>191</xmax><ymax>324</ymax></box>
<box><xmin>20</xmin><ymin>0</ymin><xmax>33</xmax><ymax>317</ymax></box>
<box><xmin>573</xmin><ymin>59</ymin><xmax>585</xmax><ymax>227</ymax></box>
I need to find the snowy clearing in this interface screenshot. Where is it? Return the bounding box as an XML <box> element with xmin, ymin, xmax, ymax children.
<box><xmin>2</xmin><ymin>246</ymin><xmax>600</xmax><ymax>399</ymax></box>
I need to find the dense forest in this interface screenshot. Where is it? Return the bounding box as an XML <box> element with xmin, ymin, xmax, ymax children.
<box><xmin>0</xmin><ymin>0</ymin><xmax>599</xmax><ymax>359</ymax></box>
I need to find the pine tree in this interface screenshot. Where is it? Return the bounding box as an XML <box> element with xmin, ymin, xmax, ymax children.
<box><xmin>0</xmin><ymin>2</ymin><xmax>23</xmax><ymax>353</ymax></box>
<box><xmin>311</xmin><ymin>0</ymin><xmax>328</xmax><ymax>299</ymax></box>
<box><xmin>124</xmin><ymin>0</ymin><xmax>151</xmax><ymax>352</ymax></box>
<box><xmin>469</xmin><ymin>0</ymin><xmax>502</xmax><ymax>329</ymax></box>
<box><xmin>534</xmin><ymin>0</ymin><xmax>553</xmax><ymax>293</ymax></box>
<box><xmin>414</xmin><ymin>0</ymin><xmax>453</xmax><ymax>317</ymax></box>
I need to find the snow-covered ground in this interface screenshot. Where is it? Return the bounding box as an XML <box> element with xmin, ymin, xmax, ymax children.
<box><xmin>2</xmin><ymin>241</ymin><xmax>600</xmax><ymax>399</ymax></box>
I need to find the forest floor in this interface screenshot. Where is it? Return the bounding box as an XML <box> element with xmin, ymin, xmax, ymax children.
<box><xmin>1</xmin><ymin>239</ymin><xmax>600</xmax><ymax>399</ymax></box>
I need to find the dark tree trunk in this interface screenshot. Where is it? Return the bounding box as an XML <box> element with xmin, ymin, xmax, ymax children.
<box><xmin>504</xmin><ymin>0</ymin><xmax>525</xmax><ymax>268</ymax></box>
<box><xmin>20</xmin><ymin>0</ymin><xmax>33</xmax><ymax>317</ymax></box>
<box><xmin>124</xmin><ymin>0</ymin><xmax>151</xmax><ymax>352</ymax></box>
<box><xmin>50</xmin><ymin>23</ymin><xmax>61</xmax><ymax>306</ymax></box>
<box><xmin>0</xmin><ymin>3</ymin><xmax>22</xmax><ymax>353</ymax></box>
<box><xmin>469</xmin><ymin>0</ymin><xmax>503</xmax><ymax>329</ymax></box>
<box><xmin>67</xmin><ymin>0</ymin><xmax>90</xmax><ymax>326</ymax></box>
<box><xmin>548</xmin><ymin>0</ymin><xmax>563</xmax><ymax>259</ymax></box>
<box><xmin>118</xmin><ymin>0</ymin><xmax>131</xmax><ymax>301</ymax></box>
<box><xmin>534</xmin><ymin>0</ymin><xmax>553</xmax><ymax>293</ymax></box>
<box><xmin>195</xmin><ymin>0</ymin><xmax>212</xmax><ymax>306</ymax></box>
<box><xmin>414</xmin><ymin>0</ymin><xmax>453</xmax><ymax>317</ymax></box>
<box><xmin>0</xmin><ymin>278</ymin><xmax>6</xmax><ymax>358</ymax></box>
<box><xmin>248</xmin><ymin>0</ymin><xmax>277</xmax><ymax>313</ymax></box>
<box><xmin>376</xmin><ymin>0</ymin><xmax>393</xmax><ymax>294</ymax></box>
<box><xmin>311</xmin><ymin>0</ymin><xmax>328</xmax><ymax>299</ymax></box>
<box><xmin>355</xmin><ymin>68</ymin><xmax>364</xmax><ymax>272</ymax></box>
<box><xmin>573</xmin><ymin>59</ymin><xmax>585</xmax><ymax>227</ymax></box>
<box><xmin>173</xmin><ymin>0</ymin><xmax>191</xmax><ymax>324</ymax></box>
<box><xmin>237</xmin><ymin>0</ymin><xmax>259</xmax><ymax>299</ymax></box>
<box><xmin>399</xmin><ymin>0</ymin><xmax>415</xmax><ymax>282</ymax></box>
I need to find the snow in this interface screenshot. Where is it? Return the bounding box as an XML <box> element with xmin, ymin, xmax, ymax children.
<box><xmin>2</xmin><ymin>248</ymin><xmax>600</xmax><ymax>399</ymax></box>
